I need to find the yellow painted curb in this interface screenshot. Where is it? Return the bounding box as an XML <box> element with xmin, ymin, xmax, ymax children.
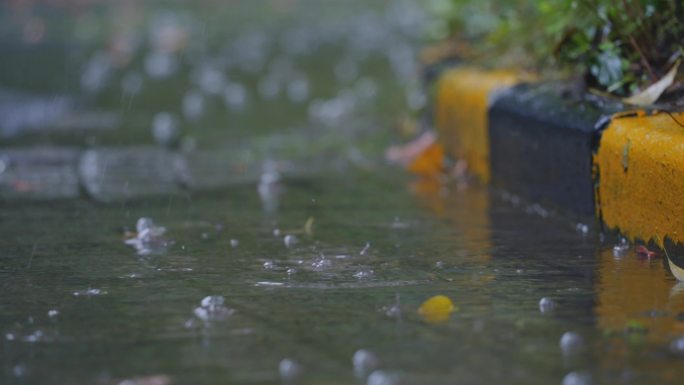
<box><xmin>435</xmin><ymin>67</ymin><xmax>518</xmax><ymax>182</ymax></box>
<box><xmin>596</xmin><ymin>111</ymin><xmax>684</xmax><ymax>249</ymax></box>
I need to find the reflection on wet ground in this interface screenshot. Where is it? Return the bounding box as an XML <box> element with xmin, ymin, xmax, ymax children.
<box><xmin>2</xmin><ymin>172</ymin><xmax>684</xmax><ymax>385</ymax></box>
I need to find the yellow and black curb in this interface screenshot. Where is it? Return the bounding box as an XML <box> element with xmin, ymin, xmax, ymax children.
<box><xmin>430</xmin><ymin>65</ymin><xmax>684</xmax><ymax>280</ymax></box>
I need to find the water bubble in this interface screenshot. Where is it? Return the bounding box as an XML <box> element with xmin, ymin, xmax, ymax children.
<box><xmin>122</xmin><ymin>71</ymin><xmax>143</xmax><ymax>96</ymax></box>
<box><xmin>6</xmin><ymin>333</ymin><xmax>16</xmax><ymax>341</ymax></box>
<box><xmin>613</xmin><ymin>237</ymin><xmax>629</xmax><ymax>257</ymax></box>
<box><xmin>670</xmin><ymin>336</ymin><xmax>684</xmax><ymax>355</ymax></box>
<box><xmin>539</xmin><ymin>297</ymin><xmax>555</xmax><ymax>314</ymax></box>
<box><xmin>353</xmin><ymin>349</ymin><xmax>379</xmax><ymax>379</ymax></box>
<box><xmin>576</xmin><ymin>223</ymin><xmax>589</xmax><ymax>236</ymax></box>
<box><xmin>223</xmin><ymin>83</ymin><xmax>248</xmax><ymax>112</ymax></box>
<box><xmin>286</xmin><ymin>76</ymin><xmax>310</xmax><ymax>104</ymax></box>
<box><xmin>230</xmin><ymin>239</ymin><xmax>239</xmax><ymax>248</ymax></box>
<box><xmin>562</xmin><ymin>371</ymin><xmax>592</xmax><ymax>385</ymax></box>
<box><xmin>196</xmin><ymin>66</ymin><xmax>226</xmax><ymax>95</ymax></box>
<box><xmin>193</xmin><ymin>295</ymin><xmax>234</xmax><ymax>322</ymax></box>
<box><xmin>383</xmin><ymin>295</ymin><xmax>402</xmax><ymax>318</ymax></box>
<box><xmin>311</xmin><ymin>256</ymin><xmax>332</xmax><ymax>271</ymax></box>
<box><xmin>132</xmin><ymin>217</ymin><xmax>167</xmax><ymax>244</ymax></box>
<box><xmin>286</xmin><ymin>268</ymin><xmax>297</xmax><ymax>276</ymax></box>
<box><xmin>81</xmin><ymin>51</ymin><xmax>111</xmax><ymax>93</ymax></box>
<box><xmin>273</xmin><ymin>228</ymin><xmax>282</xmax><ymax>237</ymax></box>
<box><xmin>152</xmin><ymin>112</ymin><xmax>180</xmax><ymax>146</ymax></box>
<box><xmin>182</xmin><ymin>90</ymin><xmax>205</xmax><ymax>122</ymax></box>
<box><xmin>278</xmin><ymin>358</ymin><xmax>301</xmax><ymax>382</ymax></box>
<box><xmin>367</xmin><ymin>370</ymin><xmax>401</xmax><ymax>385</ymax></box>
<box><xmin>435</xmin><ymin>261</ymin><xmax>445</xmax><ymax>269</ymax></box>
<box><xmin>73</xmin><ymin>288</ymin><xmax>106</xmax><ymax>297</ymax></box>
<box><xmin>47</xmin><ymin>309</ymin><xmax>59</xmax><ymax>318</ymax></box>
<box><xmin>23</xmin><ymin>330</ymin><xmax>45</xmax><ymax>342</ymax></box>
<box><xmin>257</xmin><ymin>161</ymin><xmax>282</xmax><ymax>212</ymax></box>
<box><xmin>284</xmin><ymin>235</ymin><xmax>298</xmax><ymax>248</ymax></box>
<box><xmin>201</xmin><ymin>295</ymin><xmax>224</xmax><ymax>308</ymax></box>
<box><xmin>144</xmin><ymin>51</ymin><xmax>178</xmax><ymax>79</ymax></box>
<box><xmin>560</xmin><ymin>332</ymin><xmax>584</xmax><ymax>355</ymax></box>
<box><xmin>13</xmin><ymin>364</ymin><xmax>27</xmax><ymax>377</ymax></box>
<box><xmin>263</xmin><ymin>261</ymin><xmax>275</xmax><ymax>270</ymax></box>
<box><xmin>353</xmin><ymin>269</ymin><xmax>375</xmax><ymax>280</ymax></box>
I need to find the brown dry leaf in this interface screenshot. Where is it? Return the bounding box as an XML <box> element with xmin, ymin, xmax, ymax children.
<box><xmin>623</xmin><ymin>60</ymin><xmax>680</xmax><ymax>106</ymax></box>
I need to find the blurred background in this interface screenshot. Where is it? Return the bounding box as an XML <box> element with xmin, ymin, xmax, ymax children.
<box><xmin>0</xmin><ymin>0</ymin><xmax>432</xmax><ymax>201</ymax></box>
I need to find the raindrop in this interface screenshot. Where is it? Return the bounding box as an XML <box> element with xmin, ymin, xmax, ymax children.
<box><xmin>13</xmin><ymin>364</ymin><xmax>27</xmax><ymax>377</ymax></box>
<box><xmin>144</xmin><ymin>51</ymin><xmax>178</xmax><ymax>79</ymax></box>
<box><xmin>435</xmin><ymin>261</ymin><xmax>445</xmax><ymax>269</ymax></box>
<box><xmin>263</xmin><ymin>261</ymin><xmax>274</xmax><ymax>270</ymax></box>
<box><xmin>613</xmin><ymin>237</ymin><xmax>629</xmax><ymax>257</ymax></box>
<box><xmin>73</xmin><ymin>288</ymin><xmax>106</xmax><ymax>297</ymax></box>
<box><xmin>230</xmin><ymin>239</ymin><xmax>239</xmax><ymax>248</ymax></box>
<box><xmin>353</xmin><ymin>349</ymin><xmax>379</xmax><ymax>379</ymax></box>
<box><xmin>196</xmin><ymin>66</ymin><xmax>226</xmax><ymax>95</ymax></box>
<box><xmin>278</xmin><ymin>358</ymin><xmax>301</xmax><ymax>382</ymax></box>
<box><xmin>383</xmin><ymin>294</ymin><xmax>402</xmax><ymax>318</ymax></box>
<box><xmin>284</xmin><ymin>235</ymin><xmax>298</xmax><ymax>248</ymax></box>
<box><xmin>670</xmin><ymin>336</ymin><xmax>684</xmax><ymax>355</ymax></box>
<box><xmin>182</xmin><ymin>90</ymin><xmax>205</xmax><ymax>122</ymax></box>
<box><xmin>286</xmin><ymin>268</ymin><xmax>297</xmax><ymax>276</ymax></box>
<box><xmin>560</xmin><ymin>332</ymin><xmax>584</xmax><ymax>355</ymax></box>
<box><xmin>311</xmin><ymin>256</ymin><xmax>332</xmax><ymax>271</ymax></box>
<box><xmin>562</xmin><ymin>371</ymin><xmax>592</xmax><ymax>385</ymax></box>
<box><xmin>360</xmin><ymin>242</ymin><xmax>371</xmax><ymax>255</ymax></box>
<box><xmin>193</xmin><ymin>295</ymin><xmax>234</xmax><ymax>322</ymax></box>
<box><xmin>223</xmin><ymin>83</ymin><xmax>249</xmax><ymax>112</ymax></box>
<box><xmin>122</xmin><ymin>71</ymin><xmax>143</xmax><ymax>96</ymax></box>
<box><xmin>286</xmin><ymin>76</ymin><xmax>310</xmax><ymax>104</ymax></box>
<box><xmin>81</xmin><ymin>51</ymin><xmax>111</xmax><ymax>93</ymax></box>
<box><xmin>152</xmin><ymin>112</ymin><xmax>180</xmax><ymax>147</ymax></box>
<box><xmin>576</xmin><ymin>223</ymin><xmax>589</xmax><ymax>236</ymax></box>
<box><xmin>353</xmin><ymin>269</ymin><xmax>375</xmax><ymax>280</ymax></box>
<box><xmin>5</xmin><ymin>333</ymin><xmax>16</xmax><ymax>341</ymax></box>
<box><xmin>134</xmin><ymin>217</ymin><xmax>167</xmax><ymax>243</ymax></box>
<box><xmin>201</xmin><ymin>295</ymin><xmax>224</xmax><ymax>308</ymax></box>
<box><xmin>539</xmin><ymin>297</ymin><xmax>555</xmax><ymax>314</ymax></box>
<box><xmin>47</xmin><ymin>309</ymin><xmax>59</xmax><ymax>318</ymax></box>
<box><xmin>367</xmin><ymin>370</ymin><xmax>401</xmax><ymax>385</ymax></box>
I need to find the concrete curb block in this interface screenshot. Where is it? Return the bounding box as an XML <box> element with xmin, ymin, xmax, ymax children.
<box><xmin>595</xmin><ymin>111</ymin><xmax>684</xmax><ymax>278</ymax></box>
<box><xmin>432</xmin><ymin>66</ymin><xmax>684</xmax><ymax>278</ymax></box>
<box><xmin>435</xmin><ymin>67</ymin><xmax>519</xmax><ymax>183</ymax></box>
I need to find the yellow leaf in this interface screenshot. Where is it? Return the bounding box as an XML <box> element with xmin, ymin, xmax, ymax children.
<box><xmin>418</xmin><ymin>295</ymin><xmax>457</xmax><ymax>323</ymax></box>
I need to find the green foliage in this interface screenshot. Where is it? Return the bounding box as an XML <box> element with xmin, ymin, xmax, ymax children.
<box><xmin>427</xmin><ymin>0</ymin><xmax>684</xmax><ymax>97</ymax></box>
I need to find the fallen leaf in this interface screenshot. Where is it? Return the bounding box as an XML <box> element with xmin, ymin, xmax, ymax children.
<box><xmin>623</xmin><ymin>60</ymin><xmax>680</xmax><ymax>106</ymax></box>
<box><xmin>303</xmin><ymin>217</ymin><xmax>314</xmax><ymax>235</ymax></box>
<box><xmin>418</xmin><ymin>295</ymin><xmax>456</xmax><ymax>324</ymax></box>
<box><xmin>636</xmin><ymin>245</ymin><xmax>658</xmax><ymax>259</ymax></box>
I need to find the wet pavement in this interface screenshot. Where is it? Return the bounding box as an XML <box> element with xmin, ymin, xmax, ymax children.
<box><xmin>3</xmin><ymin>173</ymin><xmax>684</xmax><ymax>385</ymax></box>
